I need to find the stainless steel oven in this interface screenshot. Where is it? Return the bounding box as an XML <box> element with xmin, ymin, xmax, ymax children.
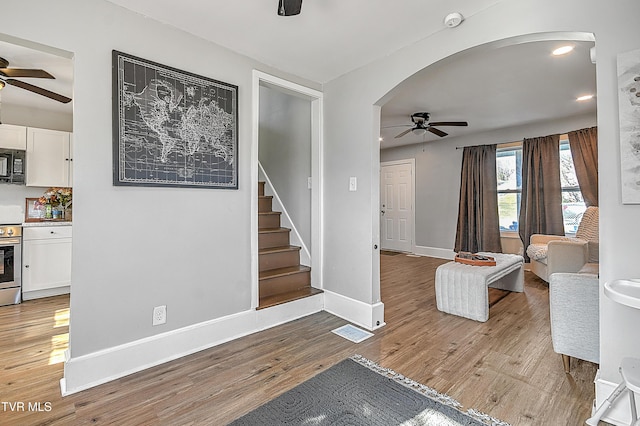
<box><xmin>0</xmin><ymin>225</ymin><xmax>22</xmax><ymax>306</ymax></box>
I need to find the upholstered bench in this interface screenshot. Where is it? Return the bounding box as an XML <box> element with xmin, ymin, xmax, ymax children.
<box><xmin>435</xmin><ymin>253</ymin><xmax>524</xmax><ymax>322</ymax></box>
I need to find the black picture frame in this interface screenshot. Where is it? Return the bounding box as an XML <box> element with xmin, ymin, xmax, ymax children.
<box><xmin>112</xmin><ymin>50</ymin><xmax>238</xmax><ymax>189</ymax></box>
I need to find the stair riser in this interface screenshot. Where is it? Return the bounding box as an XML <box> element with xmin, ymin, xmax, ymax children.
<box><xmin>259</xmin><ymin>231</ymin><xmax>290</xmax><ymax>249</ymax></box>
<box><xmin>259</xmin><ymin>214</ymin><xmax>281</xmax><ymax>229</ymax></box>
<box><xmin>258</xmin><ymin>197</ymin><xmax>273</xmax><ymax>213</ymax></box>
<box><xmin>258</xmin><ymin>182</ymin><xmax>265</xmax><ymax>197</ymax></box>
<box><xmin>260</xmin><ymin>250</ymin><xmax>300</xmax><ymax>271</ymax></box>
<box><xmin>259</xmin><ymin>271</ymin><xmax>311</xmax><ymax>298</ymax></box>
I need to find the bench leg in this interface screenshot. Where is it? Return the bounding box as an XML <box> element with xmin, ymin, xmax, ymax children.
<box><xmin>490</xmin><ymin>265</ymin><xmax>524</xmax><ymax>293</ymax></box>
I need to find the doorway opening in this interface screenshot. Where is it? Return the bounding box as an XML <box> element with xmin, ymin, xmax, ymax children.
<box><xmin>251</xmin><ymin>71</ymin><xmax>323</xmax><ymax>309</ymax></box>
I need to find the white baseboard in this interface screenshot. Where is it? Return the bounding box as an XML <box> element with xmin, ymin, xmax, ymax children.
<box><xmin>23</xmin><ymin>286</ymin><xmax>70</xmax><ymax>301</ymax></box>
<box><xmin>323</xmin><ymin>289</ymin><xmax>385</xmax><ymax>331</ymax></box>
<box><xmin>594</xmin><ymin>370</ymin><xmax>638</xmax><ymax>425</ymax></box>
<box><xmin>413</xmin><ymin>245</ymin><xmax>456</xmax><ymax>260</ymax></box>
<box><xmin>61</xmin><ymin>294</ymin><xmax>323</xmax><ymax>396</ymax></box>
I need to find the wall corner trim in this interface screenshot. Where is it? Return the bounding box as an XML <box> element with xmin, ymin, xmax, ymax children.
<box><xmin>323</xmin><ymin>290</ymin><xmax>385</xmax><ymax>331</ymax></box>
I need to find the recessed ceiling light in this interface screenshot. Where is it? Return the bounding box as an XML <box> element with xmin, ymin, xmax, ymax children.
<box><xmin>576</xmin><ymin>94</ymin><xmax>594</xmax><ymax>101</ymax></box>
<box><xmin>552</xmin><ymin>45</ymin><xmax>574</xmax><ymax>56</ymax></box>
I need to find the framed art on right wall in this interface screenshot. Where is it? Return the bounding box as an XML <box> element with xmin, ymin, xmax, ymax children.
<box><xmin>617</xmin><ymin>48</ymin><xmax>640</xmax><ymax>204</ymax></box>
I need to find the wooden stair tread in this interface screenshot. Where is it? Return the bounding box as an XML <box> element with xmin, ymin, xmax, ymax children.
<box><xmin>257</xmin><ymin>287</ymin><xmax>323</xmax><ymax>310</ymax></box>
<box><xmin>258</xmin><ymin>195</ymin><xmax>273</xmax><ymax>199</ymax></box>
<box><xmin>260</xmin><ymin>265</ymin><xmax>311</xmax><ymax>280</ymax></box>
<box><xmin>259</xmin><ymin>245</ymin><xmax>301</xmax><ymax>255</ymax></box>
<box><xmin>258</xmin><ymin>227</ymin><xmax>290</xmax><ymax>234</ymax></box>
<box><xmin>258</xmin><ymin>211</ymin><xmax>281</xmax><ymax>216</ymax></box>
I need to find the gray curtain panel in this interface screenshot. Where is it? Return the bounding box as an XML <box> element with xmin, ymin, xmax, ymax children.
<box><xmin>568</xmin><ymin>126</ymin><xmax>598</xmax><ymax>207</ymax></box>
<box><xmin>519</xmin><ymin>134</ymin><xmax>565</xmax><ymax>261</ymax></box>
<box><xmin>454</xmin><ymin>144</ymin><xmax>502</xmax><ymax>253</ymax></box>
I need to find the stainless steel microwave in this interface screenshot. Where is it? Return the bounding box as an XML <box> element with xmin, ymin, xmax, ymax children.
<box><xmin>0</xmin><ymin>149</ymin><xmax>26</xmax><ymax>185</ymax></box>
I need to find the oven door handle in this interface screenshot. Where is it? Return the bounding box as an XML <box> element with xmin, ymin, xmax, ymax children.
<box><xmin>0</xmin><ymin>238</ymin><xmax>21</xmax><ymax>245</ymax></box>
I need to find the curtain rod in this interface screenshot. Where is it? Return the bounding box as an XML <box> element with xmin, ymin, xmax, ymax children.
<box><xmin>455</xmin><ymin>140</ymin><xmax>519</xmax><ymax>150</ymax></box>
<box><xmin>454</xmin><ymin>130</ymin><xmax>581</xmax><ymax>150</ymax></box>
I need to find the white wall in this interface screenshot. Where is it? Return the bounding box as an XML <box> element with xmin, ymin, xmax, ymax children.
<box><xmin>259</xmin><ymin>86</ymin><xmax>312</xmax><ymax>247</ymax></box>
<box><xmin>2</xmin><ymin>104</ymin><xmax>72</xmax><ymax>132</ymax></box>
<box><xmin>0</xmin><ymin>0</ymin><xmax>320</xmax><ymax>393</ymax></box>
<box><xmin>380</xmin><ymin>114</ymin><xmax>597</xmax><ymax>252</ymax></box>
<box><xmin>322</xmin><ymin>0</ymin><xmax>640</xmax><ymax>410</ymax></box>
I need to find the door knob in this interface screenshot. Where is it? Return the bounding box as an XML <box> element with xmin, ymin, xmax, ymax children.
<box><xmin>381</xmin><ymin>210</ymin><xmax>385</xmax><ymax>216</ymax></box>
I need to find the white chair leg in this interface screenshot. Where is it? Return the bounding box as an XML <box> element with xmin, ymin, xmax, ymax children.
<box><xmin>586</xmin><ymin>381</ymin><xmax>627</xmax><ymax>426</ymax></box>
<box><xmin>630</xmin><ymin>388</ymin><xmax>638</xmax><ymax>423</ymax></box>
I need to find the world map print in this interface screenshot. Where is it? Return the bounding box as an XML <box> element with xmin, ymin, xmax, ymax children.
<box><xmin>113</xmin><ymin>51</ymin><xmax>238</xmax><ymax>188</ymax></box>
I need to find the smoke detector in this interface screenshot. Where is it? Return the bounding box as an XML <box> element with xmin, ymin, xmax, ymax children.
<box><xmin>444</xmin><ymin>12</ymin><xmax>464</xmax><ymax>28</ymax></box>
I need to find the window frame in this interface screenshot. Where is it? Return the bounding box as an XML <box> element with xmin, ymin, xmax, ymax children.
<box><xmin>496</xmin><ymin>143</ymin><xmax>522</xmax><ymax>236</ymax></box>
<box><xmin>496</xmin><ymin>135</ymin><xmax>586</xmax><ymax>236</ymax></box>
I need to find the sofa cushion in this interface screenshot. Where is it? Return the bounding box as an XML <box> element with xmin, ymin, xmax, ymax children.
<box><xmin>526</xmin><ymin>243</ymin><xmax>548</xmax><ymax>261</ymax></box>
<box><xmin>576</xmin><ymin>206</ymin><xmax>599</xmax><ymax>241</ymax></box>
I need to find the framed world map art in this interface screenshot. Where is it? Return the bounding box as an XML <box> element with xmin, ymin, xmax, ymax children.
<box><xmin>112</xmin><ymin>50</ymin><xmax>238</xmax><ymax>189</ymax></box>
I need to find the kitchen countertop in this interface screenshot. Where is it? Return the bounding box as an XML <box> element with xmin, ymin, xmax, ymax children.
<box><xmin>22</xmin><ymin>221</ymin><xmax>72</xmax><ymax>227</ymax></box>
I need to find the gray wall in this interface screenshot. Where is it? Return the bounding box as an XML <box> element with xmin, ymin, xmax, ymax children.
<box><xmin>380</xmin><ymin>114</ymin><xmax>597</xmax><ymax>251</ymax></box>
<box><xmin>259</xmin><ymin>86</ymin><xmax>312</xmax><ymax>248</ymax></box>
<box><xmin>0</xmin><ymin>0</ymin><xmax>318</xmax><ymax>364</ymax></box>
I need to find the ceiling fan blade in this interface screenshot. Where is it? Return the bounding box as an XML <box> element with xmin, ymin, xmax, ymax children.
<box><xmin>394</xmin><ymin>128</ymin><xmax>413</xmax><ymax>139</ymax></box>
<box><xmin>428</xmin><ymin>121</ymin><xmax>468</xmax><ymax>127</ymax></box>
<box><xmin>428</xmin><ymin>127</ymin><xmax>448</xmax><ymax>137</ymax></box>
<box><xmin>382</xmin><ymin>124</ymin><xmax>412</xmax><ymax>129</ymax></box>
<box><xmin>0</xmin><ymin>68</ymin><xmax>54</xmax><ymax>79</ymax></box>
<box><xmin>6</xmin><ymin>79</ymin><xmax>72</xmax><ymax>103</ymax></box>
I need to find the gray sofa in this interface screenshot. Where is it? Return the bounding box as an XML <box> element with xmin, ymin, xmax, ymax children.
<box><xmin>549</xmin><ymin>272</ymin><xmax>599</xmax><ymax>372</ymax></box>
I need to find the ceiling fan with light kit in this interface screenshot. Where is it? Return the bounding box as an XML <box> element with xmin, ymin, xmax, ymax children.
<box><xmin>389</xmin><ymin>112</ymin><xmax>468</xmax><ymax>139</ymax></box>
<box><xmin>0</xmin><ymin>56</ymin><xmax>71</xmax><ymax>104</ymax></box>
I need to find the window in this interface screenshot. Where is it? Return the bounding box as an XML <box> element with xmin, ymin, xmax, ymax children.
<box><xmin>496</xmin><ymin>136</ymin><xmax>585</xmax><ymax>234</ymax></box>
<box><xmin>496</xmin><ymin>146</ymin><xmax>522</xmax><ymax>232</ymax></box>
<box><xmin>559</xmin><ymin>136</ymin><xmax>586</xmax><ymax>234</ymax></box>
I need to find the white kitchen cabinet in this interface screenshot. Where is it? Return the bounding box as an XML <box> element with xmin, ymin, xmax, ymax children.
<box><xmin>26</xmin><ymin>128</ymin><xmax>73</xmax><ymax>187</ymax></box>
<box><xmin>0</xmin><ymin>124</ymin><xmax>27</xmax><ymax>150</ymax></box>
<box><xmin>22</xmin><ymin>225</ymin><xmax>72</xmax><ymax>300</ymax></box>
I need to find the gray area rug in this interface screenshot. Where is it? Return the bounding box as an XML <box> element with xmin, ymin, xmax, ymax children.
<box><xmin>229</xmin><ymin>355</ymin><xmax>510</xmax><ymax>425</ymax></box>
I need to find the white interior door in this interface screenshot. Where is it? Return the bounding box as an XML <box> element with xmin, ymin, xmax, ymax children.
<box><xmin>380</xmin><ymin>161</ymin><xmax>414</xmax><ymax>252</ymax></box>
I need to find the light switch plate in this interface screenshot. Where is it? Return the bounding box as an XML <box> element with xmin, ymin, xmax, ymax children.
<box><xmin>349</xmin><ymin>176</ymin><xmax>357</xmax><ymax>191</ymax></box>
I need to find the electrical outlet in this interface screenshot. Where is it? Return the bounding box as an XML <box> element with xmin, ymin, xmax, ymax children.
<box><xmin>152</xmin><ymin>305</ymin><xmax>166</xmax><ymax>326</ymax></box>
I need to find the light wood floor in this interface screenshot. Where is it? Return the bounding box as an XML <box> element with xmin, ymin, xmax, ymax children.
<box><xmin>0</xmin><ymin>254</ymin><xmax>599</xmax><ymax>425</ymax></box>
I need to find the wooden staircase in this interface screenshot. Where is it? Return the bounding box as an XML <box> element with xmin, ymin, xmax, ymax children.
<box><xmin>258</xmin><ymin>181</ymin><xmax>322</xmax><ymax>309</ymax></box>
